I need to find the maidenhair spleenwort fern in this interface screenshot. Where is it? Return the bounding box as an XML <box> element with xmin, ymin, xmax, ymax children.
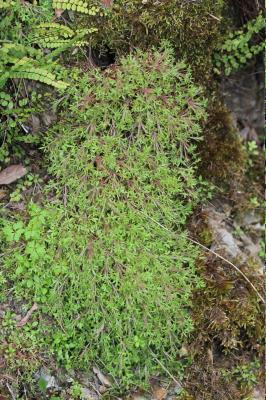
<box><xmin>1</xmin><ymin>1</ymin><xmax>99</xmax><ymax>90</ymax></box>
<box><xmin>0</xmin><ymin>44</ymin><xmax>68</xmax><ymax>89</ymax></box>
<box><xmin>214</xmin><ymin>13</ymin><xmax>266</xmax><ymax>75</ymax></box>
<box><xmin>52</xmin><ymin>0</ymin><xmax>101</xmax><ymax>15</ymax></box>
<box><xmin>30</xmin><ymin>23</ymin><xmax>98</xmax><ymax>48</ymax></box>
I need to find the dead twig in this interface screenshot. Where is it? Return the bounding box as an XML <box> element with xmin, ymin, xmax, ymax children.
<box><xmin>6</xmin><ymin>383</ymin><xmax>16</xmax><ymax>400</ymax></box>
<box><xmin>151</xmin><ymin>352</ymin><xmax>180</xmax><ymax>385</ymax></box>
<box><xmin>187</xmin><ymin>237</ymin><xmax>265</xmax><ymax>304</ymax></box>
<box><xmin>16</xmin><ymin>303</ymin><xmax>38</xmax><ymax>327</ymax></box>
<box><xmin>207</xmin><ymin>12</ymin><xmax>221</xmax><ymax>21</ymax></box>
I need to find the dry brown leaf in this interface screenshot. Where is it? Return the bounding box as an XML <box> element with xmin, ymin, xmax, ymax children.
<box><xmin>0</xmin><ymin>356</ymin><xmax>6</xmax><ymax>369</ymax></box>
<box><xmin>93</xmin><ymin>366</ymin><xmax>112</xmax><ymax>387</ymax></box>
<box><xmin>16</xmin><ymin>303</ymin><xmax>38</xmax><ymax>327</ymax></box>
<box><xmin>179</xmin><ymin>344</ymin><xmax>188</xmax><ymax>357</ymax></box>
<box><xmin>0</xmin><ymin>165</ymin><xmax>27</xmax><ymax>185</ymax></box>
<box><xmin>101</xmin><ymin>0</ymin><xmax>112</xmax><ymax>7</ymax></box>
<box><xmin>152</xmin><ymin>386</ymin><xmax>167</xmax><ymax>400</ymax></box>
<box><xmin>55</xmin><ymin>9</ymin><xmax>63</xmax><ymax>18</ymax></box>
<box><xmin>0</xmin><ymin>189</ymin><xmax>8</xmax><ymax>200</ymax></box>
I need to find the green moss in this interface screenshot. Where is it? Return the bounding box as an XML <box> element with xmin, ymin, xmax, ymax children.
<box><xmin>81</xmin><ymin>0</ymin><xmax>226</xmax><ymax>82</ymax></box>
<box><xmin>199</xmin><ymin>103</ymin><xmax>246</xmax><ymax>187</ymax></box>
<box><xmin>181</xmin><ymin>248</ymin><xmax>264</xmax><ymax>399</ymax></box>
<box><xmin>1</xmin><ymin>47</ymin><xmax>208</xmax><ymax>391</ymax></box>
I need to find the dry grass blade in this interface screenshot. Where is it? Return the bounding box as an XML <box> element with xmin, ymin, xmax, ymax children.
<box><xmin>186</xmin><ymin>237</ymin><xmax>265</xmax><ymax>304</ymax></box>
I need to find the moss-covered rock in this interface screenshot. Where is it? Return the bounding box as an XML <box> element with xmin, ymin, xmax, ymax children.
<box><xmin>83</xmin><ymin>0</ymin><xmax>226</xmax><ymax>81</ymax></box>
<box><xmin>199</xmin><ymin>103</ymin><xmax>246</xmax><ymax>186</ymax></box>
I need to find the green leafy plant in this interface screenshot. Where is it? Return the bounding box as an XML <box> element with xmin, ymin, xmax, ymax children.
<box><xmin>0</xmin><ymin>85</ymin><xmax>48</xmax><ymax>165</ymax></box>
<box><xmin>246</xmin><ymin>140</ymin><xmax>259</xmax><ymax>167</ymax></box>
<box><xmin>69</xmin><ymin>381</ymin><xmax>83</xmax><ymax>398</ymax></box>
<box><xmin>214</xmin><ymin>13</ymin><xmax>265</xmax><ymax>75</ymax></box>
<box><xmin>0</xmin><ymin>0</ymin><xmax>90</xmax><ymax>164</ymax></box>
<box><xmin>30</xmin><ymin>22</ymin><xmax>97</xmax><ymax>48</ymax></box>
<box><xmin>0</xmin><ymin>0</ymin><xmax>15</xmax><ymax>9</ymax></box>
<box><xmin>0</xmin><ymin>43</ymin><xmax>69</xmax><ymax>89</ymax></box>
<box><xmin>0</xmin><ymin>0</ymin><xmax>70</xmax><ymax>90</ymax></box>
<box><xmin>1</xmin><ymin>46</ymin><xmax>208</xmax><ymax>390</ymax></box>
<box><xmin>0</xmin><ymin>0</ymin><xmax>53</xmax><ymax>43</ymax></box>
<box><xmin>222</xmin><ymin>360</ymin><xmax>260</xmax><ymax>391</ymax></box>
<box><xmin>0</xmin><ymin>1</ymin><xmax>97</xmax><ymax>91</ymax></box>
<box><xmin>52</xmin><ymin>0</ymin><xmax>101</xmax><ymax>15</ymax></box>
<box><xmin>9</xmin><ymin>173</ymin><xmax>43</xmax><ymax>202</ymax></box>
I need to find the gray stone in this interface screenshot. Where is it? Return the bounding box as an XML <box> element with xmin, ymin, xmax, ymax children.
<box><xmin>215</xmin><ymin>228</ymin><xmax>240</xmax><ymax>258</ymax></box>
<box><xmin>35</xmin><ymin>367</ymin><xmax>61</xmax><ymax>390</ymax></box>
<box><xmin>221</xmin><ymin>61</ymin><xmax>264</xmax><ymax>135</ymax></box>
<box><xmin>252</xmin><ymin>388</ymin><xmax>265</xmax><ymax>400</ymax></box>
<box><xmin>81</xmin><ymin>386</ymin><xmax>99</xmax><ymax>400</ymax></box>
<box><xmin>42</xmin><ymin>111</ymin><xmax>57</xmax><ymax>127</ymax></box>
<box><xmin>29</xmin><ymin>115</ymin><xmax>41</xmax><ymax>133</ymax></box>
<box><xmin>173</xmin><ymin>383</ymin><xmax>183</xmax><ymax>395</ymax></box>
<box><xmin>236</xmin><ymin>211</ymin><xmax>261</xmax><ymax>227</ymax></box>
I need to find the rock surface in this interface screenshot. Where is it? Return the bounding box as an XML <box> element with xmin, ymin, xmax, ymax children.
<box><xmin>221</xmin><ymin>60</ymin><xmax>264</xmax><ymax>135</ymax></box>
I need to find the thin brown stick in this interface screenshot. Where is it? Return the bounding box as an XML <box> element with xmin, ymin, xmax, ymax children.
<box><xmin>6</xmin><ymin>382</ymin><xmax>16</xmax><ymax>400</ymax></box>
<box><xmin>136</xmin><ymin>209</ymin><xmax>265</xmax><ymax>304</ymax></box>
<box><xmin>151</xmin><ymin>352</ymin><xmax>180</xmax><ymax>385</ymax></box>
<box><xmin>187</xmin><ymin>236</ymin><xmax>264</xmax><ymax>304</ymax></box>
<box><xmin>16</xmin><ymin>303</ymin><xmax>38</xmax><ymax>327</ymax></box>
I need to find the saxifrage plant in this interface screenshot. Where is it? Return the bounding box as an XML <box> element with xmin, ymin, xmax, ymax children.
<box><xmin>1</xmin><ymin>46</ymin><xmax>208</xmax><ymax>390</ymax></box>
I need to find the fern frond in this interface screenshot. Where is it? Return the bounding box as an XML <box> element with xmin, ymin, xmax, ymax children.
<box><xmin>0</xmin><ymin>45</ymin><xmax>68</xmax><ymax>90</ymax></box>
<box><xmin>0</xmin><ymin>43</ymin><xmax>43</xmax><ymax>62</ymax></box>
<box><xmin>30</xmin><ymin>23</ymin><xmax>97</xmax><ymax>49</ymax></box>
<box><xmin>52</xmin><ymin>0</ymin><xmax>101</xmax><ymax>15</ymax></box>
<box><xmin>0</xmin><ymin>0</ymin><xmax>16</xmax><ymax>9</ymax></box>
<box><xmin>32</xmin><ymin>22</ymin><xmax>75</xmax><ymax>38</ymax></box>
<box><xmin>214</xmin><ymin>13</ymin><xmax>266</xmax><ymax>75</ymax></box>
<box><xmin>8</xmin><ymin>67</ymin><xmax>68</xmax><ymax>89</ymax></box>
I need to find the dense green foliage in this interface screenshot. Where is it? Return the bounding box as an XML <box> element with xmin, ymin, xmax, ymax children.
<box><xmin>0</xmin><ymin>0</ymin><xmax>53</xmax><ymax>42</ymax></box>
<box><xmin>1</xmin><ymin>47</ymin><xmax>207</xmax><ymax>389</ymax></box>
<box><xmin>214</xmin><ymin>12</ymin><xmax>265</xmax><ymax>75</ymax></box>
<box><xmin>0</xmin><ymin>0</ymin><xmax>93</xmax><ymax>165</ymax></box>
<box><xmin>0</xmin><ymin>1</ymin><xmax>55</xmax><ymax>165</ymax></box>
